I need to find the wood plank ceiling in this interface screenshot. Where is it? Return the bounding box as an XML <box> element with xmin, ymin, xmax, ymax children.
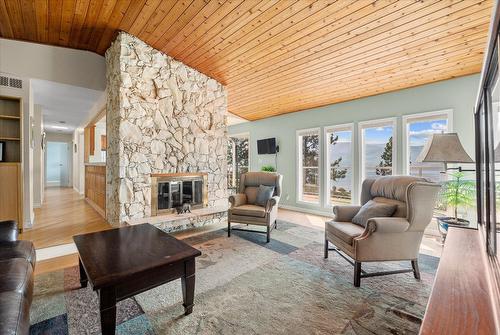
<box><xmin>0</xmin><ymin>0</ymin><xmax>493</xmax><ymax>120</ymax></box>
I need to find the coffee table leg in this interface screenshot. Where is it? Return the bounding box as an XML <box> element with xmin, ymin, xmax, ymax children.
<box><xmin>79</xmin><ymin>258</ymin><xmax>88</xmax><ymax>288</ymax></box>
<box><xmin>99</xmin><ymin>288</ymin><xmax>117</xmax><ymax>335</ymax></box>
<box><xmin>182</xmin><ymin>258</ymin><xmax>196</xmax><ymax>315</ymax></box>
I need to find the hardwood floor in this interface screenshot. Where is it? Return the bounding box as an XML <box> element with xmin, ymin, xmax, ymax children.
<box><xmin>20</xmin><ymin>187</ymin><xmax>112</xmax><ymax>249</ymax></box>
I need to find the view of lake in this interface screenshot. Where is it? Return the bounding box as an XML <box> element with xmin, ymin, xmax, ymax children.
<box><xmin>328</xmin><ymin>143</ymin><xmax>443</xmax><ymax>191</ymax></box>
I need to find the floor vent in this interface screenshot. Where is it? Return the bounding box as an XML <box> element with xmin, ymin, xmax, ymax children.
<box><xmin>0</xmin><ymin>75</ymin><xmax>23</xmax><ymax>89</ymax></box>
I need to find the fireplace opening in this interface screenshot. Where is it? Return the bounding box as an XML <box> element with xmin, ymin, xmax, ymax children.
<box><xmin>152</xmin><ymin>173</ymin><xmax>208</xmax><ymax>215</ymax></box>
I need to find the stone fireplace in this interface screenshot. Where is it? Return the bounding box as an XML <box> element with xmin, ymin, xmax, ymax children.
<box><xmin>105</xmin><ymin>32</ymin><xmax>228</xmax><ymax>226</ymax></box>
<box><xmin>151</xmin><ymin>173</ymin><xmax>208</xmax><ymax>215</ymax></box>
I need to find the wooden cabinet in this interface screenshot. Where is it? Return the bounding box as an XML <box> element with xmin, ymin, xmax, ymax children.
<box><xmin>0</xmin><ymin>96</ymin><xmax>22</xmax><ymax>230</ymax></box>
<box><xmin>0</xmin><ymin>163</ymin><xmax>22</xmax><ymax>226</ymax></box>
<box><xmin>85</xmin><ymin>164</ymin><xmax>106</xmax><ymax>217</ymax></box>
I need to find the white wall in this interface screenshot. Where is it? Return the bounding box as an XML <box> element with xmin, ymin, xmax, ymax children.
<box><xmin>33</xmin><ymin>104</ymin><xmax>44</xmax><ymax>207</ymax></box>
<box><xmin>72</xmin><ymin>129</ymin><xmax>85</xmax><ymax>194</ymax></box>
<box><xmin>0</xmin><ymin>38</ymin><xmax>105</xmax><ymax>91</ymax></box>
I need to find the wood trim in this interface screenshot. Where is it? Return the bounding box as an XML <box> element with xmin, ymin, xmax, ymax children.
<box><xmin>420</xmin><ymin>228</ymin><xmax>497</xmax><ymax>334</ymax></box>
<box><xmin>89</xmin><ymin>125</ymin><xmax>95</xmax><ymax>156</ymax></box>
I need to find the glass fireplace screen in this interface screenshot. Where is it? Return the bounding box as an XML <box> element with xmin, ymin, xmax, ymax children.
<box><xmin>157</xmin><ymin>179</ymin><xmax>204</xmax><ymax>211</ymax></box>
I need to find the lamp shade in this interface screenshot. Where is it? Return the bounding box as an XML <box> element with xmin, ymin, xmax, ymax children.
<box><xmin>415</xmin><ymin>133</ymin><xmax>473</xmax><ymax>163</ymax></box>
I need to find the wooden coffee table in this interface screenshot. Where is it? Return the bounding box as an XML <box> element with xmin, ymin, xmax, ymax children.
<box><xmin>73</xmin><ymin>224</ymin><xmax>201</xmax><ymax>335</ymax></box>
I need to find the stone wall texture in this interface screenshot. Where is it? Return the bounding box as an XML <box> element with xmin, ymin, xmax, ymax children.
<box><xmin>105</xmin><ymin>32</ymin><xmax>228</xmax><ymax>225</ymax></box>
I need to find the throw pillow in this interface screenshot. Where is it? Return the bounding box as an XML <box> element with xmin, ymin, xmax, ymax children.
<box><xmin>352</xmin><ymin>200</ymin><xmax>397</xmax><ymax>227</ymax></box>
<box><xmin>255</xmin><ymin>185</ymin><xmax>275</xmax><ymax>206</ymax></box>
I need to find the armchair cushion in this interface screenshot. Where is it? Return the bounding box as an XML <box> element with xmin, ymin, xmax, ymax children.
<box><xmin>244</xmin><ymin>187</ymin><xmax>259</xmax><ymax>204</ymax></box>
<box><xmin>366</xmin><ymin>217</ymin><xmax>410</xmax><ymax>234</ymax></box>
<box><xmin>333</xmin><ymin>205</ymin><xmax>361</xmax><ymax>222</ymax></box>
<box><xmin>326</xmin><ymin>221</ymin><xmax>365</xmax><ymax>245</ymax></box>
<box><xmin>352</xmin><ymin>200</ymin><xmax>397</xmax><ymax>227</ymax></box>
<box><xmin>231</xmin><ymin>204</ymin><xmax>266</xmax><ymax>218</ymax></box>
<box><xmin>229</xmin><ymin>194</ymin><xmax>247</xmax><ymax>208</ymax></box>
<box><xmin>256</xmin><ymin>185</ymin><xmax>275</xmax><ymax>206</ymax></box>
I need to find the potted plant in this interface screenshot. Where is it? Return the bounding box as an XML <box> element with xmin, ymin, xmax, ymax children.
<box><xmin>436</xmin><ymin>171</ymin><xmax>475</xmax><ymax>237</ymax></box>
<box><xmin>261</xmin><ymin>165</ymin><xmax>276</xmax><ymax>172</ymax></box>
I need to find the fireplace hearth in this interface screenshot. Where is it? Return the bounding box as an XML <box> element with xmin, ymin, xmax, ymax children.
<box><xmin>151</xmin><ymin>173</ymin><xmax>208</xmax><ymax>216</ymax></box>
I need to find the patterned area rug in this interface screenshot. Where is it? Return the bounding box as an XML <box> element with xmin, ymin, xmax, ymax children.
<box><xmin>30</xmin><ymin>220</ymin><xmax>439</xmax><ymax>335</ymax></box>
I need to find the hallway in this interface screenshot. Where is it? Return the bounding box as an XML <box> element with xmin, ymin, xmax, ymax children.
<box><xmin>20</xmin><ymin>187</ymin><xmax>111</xmax><ymax>249</ymax></box>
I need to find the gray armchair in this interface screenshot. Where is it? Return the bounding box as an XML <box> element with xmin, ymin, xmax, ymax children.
<box><xmin>228</xmin><ymin>172</ymin><xmax>283</xmax><ymax>243</ymax></box>
<box><xmin>324</xmin><ymin>176</ymin><xmax>441</xmax><ymax>287</ymax></box>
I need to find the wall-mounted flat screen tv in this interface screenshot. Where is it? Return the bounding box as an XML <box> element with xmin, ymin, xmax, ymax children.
<box><xmin>257</xmin><ymin>138</ymin><xmax>277</xmax><ymax>154</ymax></box>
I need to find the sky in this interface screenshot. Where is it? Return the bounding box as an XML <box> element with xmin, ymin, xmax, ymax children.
<box><xmin>363</xmin><ymin>126</ymin><xmax>393</xmax><ymax>145</ymax></box>
<box><xmin>408</xmin><ymin>119</ymin><xmax>447</xmax><ymax>147</ymax></box>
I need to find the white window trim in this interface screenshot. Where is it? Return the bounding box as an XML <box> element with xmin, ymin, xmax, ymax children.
<box><xmin>402</xmin><ymin>109</ymin><xmax>453</xmax><ymax>175</ymax></box>
<box><xmin>228</xmin><ymin>132</ymin><xmax>250</xmax><ymax>189</ymax></box>
<box><xmin>323</xmin><ymin>123</ymin><xmax>354</xmax><ymax>209</ymax></box>
<box><xmin>296</xmin><ymin>127</ymin><xmax>321</xmax><ymax>206</ymax></box>
<box><xmin>358</xmin><ymin>117</ymin><xmax>398</xmax><ymax>190</ymax></box>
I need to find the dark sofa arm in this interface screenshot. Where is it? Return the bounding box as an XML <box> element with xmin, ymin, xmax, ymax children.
<box><xmin>0</xmin><ymin>220</ymin><xmax>19</xmax><ymax>242</ymax></box>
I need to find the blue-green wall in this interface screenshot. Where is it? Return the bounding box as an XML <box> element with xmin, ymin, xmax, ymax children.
<box><xmin>228</xmin><ymin>75</ymin><xmax>479</xmax><ymax>214</ymax></box>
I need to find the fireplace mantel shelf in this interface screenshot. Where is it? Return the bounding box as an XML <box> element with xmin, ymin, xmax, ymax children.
<box><xmin>150</xmin><ymin>172</ymin><xmax>207</xmax><ymax>178</ymax></box>
<box><xmin>126</xmin><ymin>205</ymin><xmax>228</xmax><ymax>226</ymax></box>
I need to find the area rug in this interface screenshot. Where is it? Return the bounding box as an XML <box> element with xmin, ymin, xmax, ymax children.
<box><xmin>30</xmin><ymin>220</ymin><xmax>439</xmax><ymax>335</ymax></box>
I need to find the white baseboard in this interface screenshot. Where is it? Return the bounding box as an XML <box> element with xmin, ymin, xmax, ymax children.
<box><xmin>24</xmin><ymin>216</ymin><xmax>34</xmax><ymax>229</ymax></box>
<box><xmin>279</xmin><ymin>204</ymin><xmax>334</xmax><ymax>218</ymax></box>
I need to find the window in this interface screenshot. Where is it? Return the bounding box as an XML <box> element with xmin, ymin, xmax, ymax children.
<box><xmin>324</xmin><ymin>124</ymin><xmax>353</xmax><ymax>205</ymax></box>
<box><xmin>359</xmin><ymin>119</ymin><xmax>397</xmax><ymax>182</ymax></box>
<box><xmin>403</xmin><ymin>111</ymin><xmax>451</xmax><ymax>183</ymax></box>
<box><xmin>227</xmin><ymin>134</ymin><xmax>249</xmax><ymax>192</ymax></box>
<box><xmin>491</xmin><ymin>68</ymin><xmax>500</xmax><ymax>228</ymax></box>
<box><xmin>297</xmin><ymin>128</ymin><xmax>320</xmax><ymax>204</ymax></box>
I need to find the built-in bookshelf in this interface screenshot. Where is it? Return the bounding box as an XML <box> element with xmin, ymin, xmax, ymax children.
<box><xmin>0</xmin><ymin>97</ymin><xmax>21</xmax><ymax>162</ymax></box>
<box><xmin>0</xmin><ymin>96</ymin><xmax>23</xmax><ymax>230</ymax></box>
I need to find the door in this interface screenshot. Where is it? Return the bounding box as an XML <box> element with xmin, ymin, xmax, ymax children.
<box><xmin>46</xmin><ymin>142</ymin><xmax>70</xmax><ymax>187</ymax></box>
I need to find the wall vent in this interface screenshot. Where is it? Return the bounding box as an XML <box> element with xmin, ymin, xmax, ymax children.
<box><xmin>9</xmin><ymin>78</ymin><xmax>22</xmax><ymax>89</ymax></box>
<box><xmin>0</xmin><ymin>76</ymin><xmax>8</xmax><ymax>87</ymax></box>
<box><xmin>0</xmin><ymin>75</ymin><xmax>23</xmax><ymax>89</ymax></box>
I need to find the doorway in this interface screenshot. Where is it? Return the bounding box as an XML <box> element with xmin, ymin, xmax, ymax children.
<box><xmin>46</xmin><ymin>141</ymin><xmax>70</xmax><ymax>187</ymax></box>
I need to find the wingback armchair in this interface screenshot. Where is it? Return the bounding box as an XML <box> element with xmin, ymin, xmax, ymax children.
<box><xmin>228</xmin><ymin>172</ymin><xmax>283</xmax><ymax>243</ymax></box>
<box><xmin>325</xmin><ymin>176</ymin><xmax>441</xmax><ymax>287</ymax></box>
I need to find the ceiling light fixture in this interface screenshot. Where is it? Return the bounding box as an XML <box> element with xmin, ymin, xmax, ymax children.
<box><xmin>50</xmin><ymin>125</ymin><xmax>69</xmax><ymax>130</ymax></box>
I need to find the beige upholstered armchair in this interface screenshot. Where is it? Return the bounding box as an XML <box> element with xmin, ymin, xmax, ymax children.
<box><xmin>228</xmin><ymin>172</ymin><xmax>283</xmax><ymax>243</ymax></box>
<box><xmin>325</xmin><ymin>176</ymin><xmax>441</xmax><ymax>287</ymax></box>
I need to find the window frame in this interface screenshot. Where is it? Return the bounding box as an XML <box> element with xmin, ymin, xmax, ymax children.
<box><xmin>323</xmin><ymin>123</ymin><xmax>354</xmax><ymax>209</ymax></box>
<box><xmin>402</xmin><ymin>109</ymin><xmax>453</xmax><ymax>176</ymax></box>
<box><xmin>227</xmin><ymin>132</ymin><xmax>250</xmax><ymax>190</ymax></box>
<box><xmin>358</xmin><ymin>117</ymin><xmax>398</xmax><ymax>189</ymax></box>
<box><xmin>296</xmin><ymin>127</ymin><xmax>321</xmax><ymax>206</ymax></box>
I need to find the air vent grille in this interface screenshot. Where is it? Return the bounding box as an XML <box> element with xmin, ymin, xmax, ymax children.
<box><xmin>0</xmin><ymin>76</ymin><xmax>8</xmax><ymax>87</ymax></box>
<box><xmin>9</xmin><ymin>78</ymin><xmax>22</xmax><ymax>89</ymax></box>
<box><xmin>0</xmin><ymin>75</ymin><xmax>22</xmax><ymax>89</ymax></box>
